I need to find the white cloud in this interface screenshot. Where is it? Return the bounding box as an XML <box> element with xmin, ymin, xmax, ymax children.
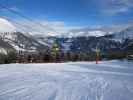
<box><xmin>23</xmin><ymin>21</ymin><xmax>70</xmax><ymax>36</ymax></box>
<box><xmin>100</xmin><ymin>0</ymin><xmax>133</xmax><ymax>15</ymax></box>
<box><xmin>11</xmin><ymin>19</ymin><xmax>82</xmax><ymax>37</ymax></box>
<box><xmin>0</xmin><ymin>17</ymin><xmax>16</xmax><ymax>32</ymax></box>
<box><xmin>0</xmin><ymin>17</ymin><xmax>82</xmax><ymax>36</ymax></box>
<box><xmin>0</xmin><ymin>17</ymin><xmax>132</xmax><ymax>37</ymax></box>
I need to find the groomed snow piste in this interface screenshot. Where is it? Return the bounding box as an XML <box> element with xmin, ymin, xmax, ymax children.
<box><xmin>0</xmin><ymin>60</ymin><xmax>133</xmax><ymax>100</ymax></box>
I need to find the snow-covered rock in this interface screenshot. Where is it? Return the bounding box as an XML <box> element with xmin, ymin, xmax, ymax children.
<box><xmin>0</xmin><ymin>32</ymin><xmax>48</xmax><ymax>52</ymax></box>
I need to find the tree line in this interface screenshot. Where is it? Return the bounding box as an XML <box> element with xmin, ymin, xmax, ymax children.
<box><xmin>0</xmin><ymin>50</ymin><xmax>130</xmax><ymax>64</ymax></box>
<box><xmin>0</xmin><ymin>43</ymin><xmax>132</xmax><ymax>64</ymax></box>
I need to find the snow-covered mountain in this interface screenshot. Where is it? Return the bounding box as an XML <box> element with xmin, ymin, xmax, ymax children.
<box><xmin>112</xmin><ymin>26</ymin><xmax>133</xmax><ymax>42</ymax></box>
<box><xmin>35</xmin><ymin>35</ymin><xmax>56</xmax><ymax>48</ymax></box>
<box><xmin>1</xmin><ymin>25</ymin><xmax>132</xmax><ymax>55</ymax></box>
<box><xmin>66</xmin><ymin>30</ymin><xmax>108</xmax><ymax>37</ymax></box>
<box><xmin>35</xmin><ymin>26</ymin><xmax>133</xmax><ymax>53</ymax></box>
<box><xmin>0</xmin><ymin>32</ymin><xmax>48</xmax><ymax>53</ymax></box>
<box><xmin>40</xmin><ymin>36</ymin><xmax>121</xmax><ymax>53</ymax></box>
<box><xmin>0</xmin><ymin>16</ymin><xmax>132</xmax><ymax>55</ymax></box>
<box><xmin>0</xmin><ymin>18</ymin><xmax>49</xmax><ymax>53</ymax></box>
<box><xmin>65</xmin><ymin>27</ymin><xmax>113</xmax><ymax>38</ymax></box>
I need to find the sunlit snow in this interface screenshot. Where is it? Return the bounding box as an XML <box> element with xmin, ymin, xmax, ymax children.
<box><xmin>0</xmin><ymin>60</ymin><xmax>133</xmax><ymax>100</ymax></box>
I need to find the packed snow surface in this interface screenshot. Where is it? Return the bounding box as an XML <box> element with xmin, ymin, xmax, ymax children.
<box><xmin>0</xmin><ymin>60</ymin><xmax>133</xmax><ymax>100</ymax></box>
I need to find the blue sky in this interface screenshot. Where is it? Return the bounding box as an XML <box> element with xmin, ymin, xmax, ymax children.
<box><xmin>0</xmin><ymin>0</ymin><xmax>133</xmax><ymax>35</ymax></box>
<box><xmin>0</xmin><ymin>0</ymin><xmax>133</xmax><ymax>25</ymax></box>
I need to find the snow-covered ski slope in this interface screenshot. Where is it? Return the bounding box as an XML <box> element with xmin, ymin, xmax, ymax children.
<box><xmin>0</xmin><ymin>60</ymin><xmax>133</xmax><ymax>100</ymax></box>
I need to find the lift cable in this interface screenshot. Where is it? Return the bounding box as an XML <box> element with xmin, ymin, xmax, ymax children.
<box><xmin>0</xmin><ymin>4</ymin><xmax>56</xmax><ymax>32</ymax></box>
<box><xmin>2</xmin><ymin>16</ymin><xmax>47</xmax><ymax>34</ymax></box>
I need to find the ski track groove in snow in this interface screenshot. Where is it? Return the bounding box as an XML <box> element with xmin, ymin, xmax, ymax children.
<box><xmin>0</xmin><ymin>60</ymin><xmax>133</xmax><ymax>100</ymax></box>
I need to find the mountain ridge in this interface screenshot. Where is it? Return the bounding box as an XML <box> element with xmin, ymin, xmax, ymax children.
<box><xmin>0</xmin><ymin>26</ymin><xmax>133</xmax><ymax>55</ymax></box>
